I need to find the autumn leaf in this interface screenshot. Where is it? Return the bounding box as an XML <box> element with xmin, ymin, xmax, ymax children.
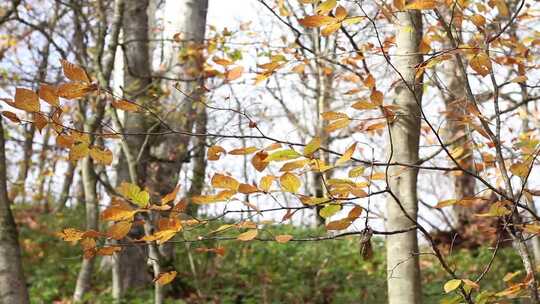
<box><xmin>1</xmin><ymin>111</ymin><xmax>20</xmax><ymax>123</ymax></box>
<box><xmin>260</xmin><ymin>175</ymin><xmax>275</xmax><ymax>192</ymax></box>
<box><xmin>469</xmin><ymin>52</ymin><xmax>492</xmax><ymax>77</ymax></box>
<box><xmin>237</xmin><ymin>229</ymin><xmax>258</xmax><ymax>241</ymax></box>
<box><xmin>319</xmin><ymin>204</ymin><xmax>341</xmax><ymax>218</ymax></box>
<box><xmin>275</xmin><ymin>234</ymin><xmax>293</xmax><ymax>243</ymax></box>
<box><xmin>405</xmin><ymin>0</ymin><xmax>437</xmax><ymax>10</ymax></box>
<box><xmin>298</xmin><ymin>15</ymin><xmax>336</xmax><ymax>27</ymax></box>
<box><xmin>57</xmin><ymin>82</ymin><xmax>97</xmax><ymax>99</ymax></box>
<box><xmin>89</xmin><ymin>147</ymin><xmax>113</xmax><ymax>165</ymax></box>
<box><xmin>211</xmin><ymin>173</ymin><xmax>240</xmax><ymax>191</ymax></box>
<box><xmin>208</xmin><ymin>145</ymin><xmax>226</xmax><ymax>161</ymax></box>
<box><xmin>154</xmin><ymin>271</ymin><xmax>177</xmax><ymax>286</ymax></box>
<box><xmin>14</xmin><ymin>88</ymin><xmax>40</xmax><ymax>112</ymax></box>
<box><xmin>61</xmin><ymin>59</ymin><xmax>91</xmax><ymax>83</ymax></box>
<box><xmin>336</xmin><ymin>142</ymin><xmax>356</xmax><ymax>166</ymax></box>
<box><xmin>326</xmin><ymin>219</ymin><xmax>351</xmax><ymax>230</ymax></box>
<box><xmin>117</xmin><ymin>182</ymin><xmax>150</xmax><ymax>208</ymax></box>
<box><xmin>69</xmin><ymin>142</ymin><xmax>90</xmax><ymax>162</ymax></box>
<box><xmin>57</xmin><ymin>228</ymin><xmax>85</xmax><ymax>242</ymax></box>
<box><xmin>161</xmin><ymin>185</ymin><xmax>180</xmax><ymax>205</ymax></box>
<box><xmin>251</xmin><ymin>150</ymin><xmax>269</xmax><ymax>172</ymax></box>
<box><xmin>444</xmin><ymin>279</ymin><xmax>462</xmax><ymax>293</ymax></box>
<box><xmin>265</xmin><ymin>149</ymin><xmax>302</xmax><ymax>162</ymax></box>
<box><xmin>280</xmin><ymin>172</ymin><xmax>301</xmax><ymax>193</ymax></box>
<box><xmin>304</xmin><ymin>137</ymin><xmax>321</xmax><ymax>156</ymax></box>
<box><xmin>38</xmin><ymin>84</ymin><xmax>59</xmax><ymax>106</ymax></box>
<box><xmin>325</xmin><ymin>117</ymin><xmax>350</xmax><ymax>132</ymax></box>
<box><xmin>101</xmin><ymin>205</ymin><xmax>137</xmax><ymax>222</ymax></box>
<box><xmin>97</xmin><ymin>246</ymin><xmax>122</xmax><ymax>256</ymax></box>
<box><xmin>107</xmin><ymin>221</ymin><xmax>132</xmax><ymax>240</ymax></box>
<box><xmin>315</xmin><ymin>0</ymin><xmax>337</xmax><ymax>15</ymax></box>
<box><xmin>228</xmin><ymin>146</ymin><xmax>258</xmax><ymax>155</ymax></box>
<box><xmin>112</xmin><ymin>99</ymin><xmax>139</xmax><ymax>112</ymax></box>
<box><xmin>226</xmin><ymin>66</ymin><xmax>244</xmax><ymax>81</ymax></box>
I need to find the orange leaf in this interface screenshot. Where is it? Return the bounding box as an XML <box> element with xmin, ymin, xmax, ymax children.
<box><xmin>61</xmin><ymin>59</ymin><xmax>91</xmax><ymax>83</ymax></box>
<box><xmin>38</xmin><ymin>84</ymin><xmax>59</xmax><ymax>106</ymax></box>
<box><xmin>299</xmin><ymin>15</ymin><xmax>336</xmax><ymax>27</ymax></box>
<box><xmin>112</xmin><ymin>99</ymin><xmax>139</xmax><ymax>112</ymax></box>
<box><xmin>57</xmin><ymin>82</ymin><xmax>96</xmax><ymax>99</ymax></box>
<box><xmin>211</xmin><ymin>173</ymin><xmax>240</xmax><ymax>191</ymax></box>
<box><xmin>107</xmin><ymin>221</ymin><xmax>132</xmax><ymax>240</ymax></box>
<box><xmin>89</xmin><ymin>147</ymin><xmax>113</xmax><ymax>165</ymax></box>
<box><xmin>208</xmin><ymin>145</ymin><xmax>226</xmax><ymax>161</ymax></box>
<box><xmin>154</xmin><ymin>271</ymin><xmax>177</xmax><ymax>286</ymax></box>
<box><xmin>226</xmin><ymin>66</ymin><xmax>244</xmax><ymax>81</ymax></box>
<box><xmin>275</xmin><ymin>234</ymin><xmax>293</xmax><ymax>243</ymax></box>
<box><xmin>251</xmin><ymin>151</ymin><xmax>269</xmax><ymax>172</ymax></box>
<box><xmin>161</xmin><ymin>185</ymin><xmax>180</xmax><ymax>205</ymax></box>
<box><xmin>14</xmin><ymin>88</ymin><xmax>40</xmax><ymax>112</ymax></box>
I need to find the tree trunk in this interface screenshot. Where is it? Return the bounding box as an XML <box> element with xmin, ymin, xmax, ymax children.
<box><xmin>0</xmin><ymin>118</ymin><xmax>30</xmax><ymax>304</ymax></box>
<box><xmin>54</xmin><ymin>161</ymin><xmax>76</xmax><ymax>212</ymax></box>
<box><xmin>385</xmin><ymin>10</ymin><xmax>423</xmax><ymax>304</ymax></box>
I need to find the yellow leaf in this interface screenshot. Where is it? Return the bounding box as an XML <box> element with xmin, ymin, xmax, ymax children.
<box><xmin>469</xmin><ymin>52</ymin><xmax>492</xmax><ymax>77</ymax></box>
<box><xmin>69</xmin><ymin>142</ymin><xmax>89</xmax><ymax>162</ymax></box>
<box><xmin>304</xmin><ymin>137</ymin><xmax>321</xmax><ymax>156</ymax></box>
<box><xmin>280</xmin><ymin>159</ymin><xmax>310</xmax><ymax>172</ymax></box>
<box><xmin>435</xmin><ymin>199</ymin><xmax>458</xmax><ymax>208</ymax></box>
<box><xmin>266</xmin><ymin>149</ymin><xmax>302</xmax><ymax>162</ymax></box>
<box><xmin>57</xmin><ymin>228</ymin><xmax>85</xmax><ymax>242</ymax></box>
<box><xmin>280</xmin><ymin>172</ymin><xmax>301</xmax><ymax>193</ymax></box>
<box><xmin>319</xmin><ymin>204</ymin><xmax>341</xmax><ymax>218</ymax></box>
<box><xmin>61</xmin><ymin>59</ymin><xmax>91</xmax><ymax>83</ymax></box>
<box><xmin>325</xmin><ymin>118</ymin><xmax>350</xmax><ymax>132</ymax></box>
<box><xmin>154</xmin><ymin>271</ymin><xmax>177</xmax><ymax>286</ymax></box>
<box><xmin>192</xmin><ymin>190</ymin><xmax>235</xmax><ymax>204</ymax></box>
<box><xmin>348</xmin><ymin>166</ymin><xmax>365</xmax><ymax>178</ymax></box>
<box><xmin>352</xmin><ymin>100</ymin><xmax>378</xmax><ymax>110</ymax></box>
<box><xmin>89</xmin><ymin>147</ymin><xmax>113</xmax><ymax>165</ymax></box>
<box><xmin>315</xmin><ymin>0</ymin><xmax>337</xmax><ymax>15</ymax></box>
<box><xmin>394</xmin><ymin>0</ymin><xmax>405</xmax><ymax>10</ymax></box>
<box><xmin>444</xmin><ymin>279</ymin><xmax>462</xmax><ymax>293</ymax></box>
<box><xmin>299</xmin><ymin>15</ymin><xmax>336</xmax><ymax>27</ymax></box>
<box><xmin>342</xmin><ymin>16</ymin><xmax>364</xmax><ymax>25</ymax></box>
<box><xmin>237</xmin><ymin>229</ymin><xmax>258</xmax><ymax>241</ymax></box>
<box><xmin>511</xmin><ymin>75</ymin><xmax>528</xmax><ymax>83</ymax></box>
<box><xmin>321</xmin><ymin>23</ymin><xmax>341</xmax><ymax>36</ymax></box>
<box><xmin>14</xmin><ymin>88</ymin><xmax>40</xmax><ymax>112</ymax></box>
<box><xmin>107</xmin><ymin>221</ymin><xmax>132</xmax><ymax>240</ymax></box>
<box><xmin>208</xmin><ymin>145</ymin><xmax>226</xmax><ymax>161</ymax></box>
<box><xmin>322</xmin><ymin>111</ymin><xmax>348</xmax><ymax>120</ymax></box>
<box><xmin>275</xmin><ymin>234</ymin><xmax>293</xmax><ymax>243</ymax></box>
<box><xmin>38</xmin><ymin>84</ymin><xmax>59</xmax><ymax>106</ymax></box>
<box><xmin>405</xmin><ymin>0</ymin><xmax>437</xmax><ymax>10</ymax></box>
<box><xmin>475</xmin><ymin>201</ymin><xmax>511</xmax><ymax>217</ymax></box>
<box><xmin>336</xmin><ymin>142</ymin><xmax>356</xmax><ymax>166</ymax></box>
<box><xmin>112</xmin><ymin>99</ymin><xmax>139</xmax><ymax>112</ymax></box>
<box><xmin>117</xmin><ymin>182</ymin><xmax>150</xmax><ymax>208</ymax></box>
<box><xmin>226</xmin><ymin>66</ymin><xmax>244</xmax><ymax>81</ymax></box>
<box><xmin>211</xmin><ymin>173</ymin><xmax>240</xmax><ymax>191</ymax></box>
<box><xmin>260</xmin><ymin>175</ymin><xmax>275</xmax><ymax>192</ymax></box>
<box><xmin>510</xmin><ymin>160</ymin><xmax>531</xmax><ymax>178</ymax></box>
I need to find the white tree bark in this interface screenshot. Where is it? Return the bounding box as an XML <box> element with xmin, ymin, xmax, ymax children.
<box><xmin>0</xmin><ymin>118</ymin><xmax>30</xmax><ymax>304</ymax></box>
<box><xmin>385</xmin><ymin>10</ymin><xmax>423</xmax><ymax>304</ymax></box>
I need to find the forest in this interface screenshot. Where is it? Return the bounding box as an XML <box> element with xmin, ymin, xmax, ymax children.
<box><xmin>0</xmin><ymin>0</ymin><xmax>539</xmax><ymax>303</ymax></box>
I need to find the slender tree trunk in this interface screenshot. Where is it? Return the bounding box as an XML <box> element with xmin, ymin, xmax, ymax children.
<box><xmin>385</xmin><ymin>10</ymin><xmax>423</xmax><ymax>304</ymax></box>
<box><xmin>0</xmin><ymin>119</ymin><xmax>30</xmax><ymax>304</ymax></box>
<box><xmin>54</xmin><ymin>161</ymin><xmax>76</xmax><ymax>212</ymax></box>
<box><xmin>72</xmin><ymin>142</ymin><xmax>100</xmax><ymax>302</ymax></box>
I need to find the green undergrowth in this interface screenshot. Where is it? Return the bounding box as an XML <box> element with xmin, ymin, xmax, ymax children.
<box><xmin>16</xmin><ymin>206</ymin><xmax>524</xmax><ymax>303</ymax></box>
